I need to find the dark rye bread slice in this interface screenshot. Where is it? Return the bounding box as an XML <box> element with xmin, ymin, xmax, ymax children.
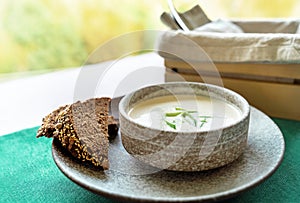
<box><xmin>37</xmin><ymin>104</ymin><xmax>118</xmax><ymax>141</ymax></box>
<box><xmin>36</xmin><ymin>105</ymin><xmax>69</xmax><ymax>138</ymax></box>
<box><xmin>54</xmin><ymin>98</ymin><xmax>110</xmax><ymax>169</ymax></box>
<box><xmin>37</xmin><ymin>97</ymin><xmax>118</xmax><ymax>170</ymax></box>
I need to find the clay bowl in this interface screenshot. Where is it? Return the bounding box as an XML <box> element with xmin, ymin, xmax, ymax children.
<box><xmin>119</xmin><ymin>82</ymin><xmax>250</xmax><ymax>172</ymax></box>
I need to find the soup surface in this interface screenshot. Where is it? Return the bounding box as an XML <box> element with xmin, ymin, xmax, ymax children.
<box><xmin>128</xmin><ymin>95</ymin><xmax>242</xmax><ymax>131</ymax></box>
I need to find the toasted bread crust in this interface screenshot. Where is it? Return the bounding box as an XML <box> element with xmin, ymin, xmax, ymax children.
<box><xmin>37</xmin><ymin>97</ymin><xmax>118</xmax><ymax>170</ymax></box>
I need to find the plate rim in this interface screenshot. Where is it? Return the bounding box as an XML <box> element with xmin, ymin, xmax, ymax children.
<box><xmin>52</xmin><ymin>107</ymin><xmax>285</xmax><ymax>203</ymax></box>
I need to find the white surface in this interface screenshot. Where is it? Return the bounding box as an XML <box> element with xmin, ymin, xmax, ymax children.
<box><xmin>0</xmin><ymin>53</ymin><xmax>164</xmax><ymax>135</ymax></box>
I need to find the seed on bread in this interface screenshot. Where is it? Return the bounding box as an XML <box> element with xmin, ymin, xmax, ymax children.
<box><xmin>37</xmin><ymin>97</ymin><xmax>118</xmax><ymax>170</ymax></box>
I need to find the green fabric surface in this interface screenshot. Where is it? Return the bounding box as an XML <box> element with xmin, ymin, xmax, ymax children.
<box><xmin>0</xmin><ymin>118</ymin><xmax>299</xmax><ymax>203</ymax></box>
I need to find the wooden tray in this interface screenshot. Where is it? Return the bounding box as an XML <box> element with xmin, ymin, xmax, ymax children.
<box><xmin>165</xmin><ymin>68</ymin><xmax>300</xmax><ymax>121</ymax></box>
<box><xmin>165</xmin><ymin>59</ymin><xmax>300</xmax><ymax>84</ymax></box>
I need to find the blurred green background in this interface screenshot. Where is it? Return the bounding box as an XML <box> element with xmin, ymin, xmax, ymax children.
<box><xmin>0</xmin><ymin>0</ymin><xmax>299</xmax><ymax>75</ymax></box>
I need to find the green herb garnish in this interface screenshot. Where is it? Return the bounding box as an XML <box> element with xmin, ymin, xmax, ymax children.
<box><xmin>199</xmin><ymin>118</ymin><xmax>208</xmax><ymax>128</ymax></box>
<box><xmin>182</xmin><ymin>111</ymin><xmax>197</xmax><ymax>127</ymax></box>
<box><xmin>198</xmin><ymin>116</ymin><xmax>212</xmax><ymax>118</ymax></box>
<box><xmin>164</xmin><ymin>107</ymin><xmax>212</xmax><ymax>130</ymax></box>
<box><xmin>165</xmin><ymin>112</ymin><xmax>182</xmax><ymax>117</ymax></box>
<box><xmin>165</xmin><ymin>120</ymin><xmax>177</xmax><ymax>130</ymax></box>
<box><xmin>175</xmin><ymin>107</ymin><xmax>197</xmax><ymax>114</ymax></box>
<box><xmin>175</xmin><ymin>107</ymin><xmax>185</xmax><ymax>111</ymax></box>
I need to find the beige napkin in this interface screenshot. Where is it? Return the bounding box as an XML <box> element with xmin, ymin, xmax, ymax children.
<box><xmin>161</xmin><ymin>5</ymin><xmax>245</xmax><ymax>33</ymax></box>
<box><xmin>195</xmin><ymin>19</ymin><xmax>244</xmax><ymax>33</ymax></box>
<box><xmin>160</xmin><ymin>5</ymin><xmax>211</xmax><ymax>30</ymax></box>
<box><xmin>159</xmin><ymin>4</ymin><xmax>300</xmax><ymax>63</ymax></box>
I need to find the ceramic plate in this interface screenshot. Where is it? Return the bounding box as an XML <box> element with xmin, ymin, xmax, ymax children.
<box><xmin>52</xmin><ymin>107</ymin><xmax>285</xmax><ymax>202</ymax></box>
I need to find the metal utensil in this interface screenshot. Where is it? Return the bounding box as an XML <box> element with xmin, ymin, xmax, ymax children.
<box><xmin>167</xmin><ymin>0</ymin><xmax>190</xmax><ymax>31</ymax></box>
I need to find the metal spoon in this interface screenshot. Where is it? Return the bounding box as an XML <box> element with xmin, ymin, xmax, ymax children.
<box><xmin>167</xmin><ymin>0</ymin><xmax>190</xmax><ymax>31</ymax></box>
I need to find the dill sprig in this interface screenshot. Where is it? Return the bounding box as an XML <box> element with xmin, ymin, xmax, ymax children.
<box><xmin>164</xmin><ymin>107</ymin><xmax>212</xmax><ymax>130</ymax></box>
<box><xmin>165</xmin><ymin>120</ymin><xmax>176</xmax><ymax>130</ymax></box>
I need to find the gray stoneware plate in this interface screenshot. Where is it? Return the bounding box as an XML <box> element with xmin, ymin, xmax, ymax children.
<box><xmin>52</xmin><ymin>100</ymin><xmax>285</xmax><ymax>203</ymax></box>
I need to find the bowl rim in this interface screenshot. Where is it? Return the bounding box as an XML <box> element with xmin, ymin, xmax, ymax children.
<box><xmin>119</xmin><ymin>82</ymin><xmax>250</xmax><ymax>134</ymax></box>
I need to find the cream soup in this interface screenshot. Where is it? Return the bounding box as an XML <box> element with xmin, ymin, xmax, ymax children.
<box><xmin>128</xmin><ymin>95</ymin><xmax>242</xmax><ymax>131</ymax></box>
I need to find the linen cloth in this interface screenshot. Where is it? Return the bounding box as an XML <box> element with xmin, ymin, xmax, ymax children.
<box><xmin>159</xmin><ymin>5</ymin><xmax>300</xmax><ymax>63</ymax></box>
<box><xmin>157</xmin><ymin>29</ymin><xmax>300</xmax><ymax>63</ymax></box>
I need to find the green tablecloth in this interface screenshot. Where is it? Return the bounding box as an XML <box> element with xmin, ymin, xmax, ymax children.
<box><xmin>1</xmin><ymin>118</ymin><xmax>300</xmax><ymax>203</ymax></box>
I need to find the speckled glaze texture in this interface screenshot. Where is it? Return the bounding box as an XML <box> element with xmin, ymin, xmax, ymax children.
<box><xmin>119</xmin><ymin>82</ymin><xmax>250</xmax><ymax>171</ymax></box>
<box><xmin>52</xmin><ymin>107</ymin><xmax>285</xmax><ymax>203</ymax></box>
